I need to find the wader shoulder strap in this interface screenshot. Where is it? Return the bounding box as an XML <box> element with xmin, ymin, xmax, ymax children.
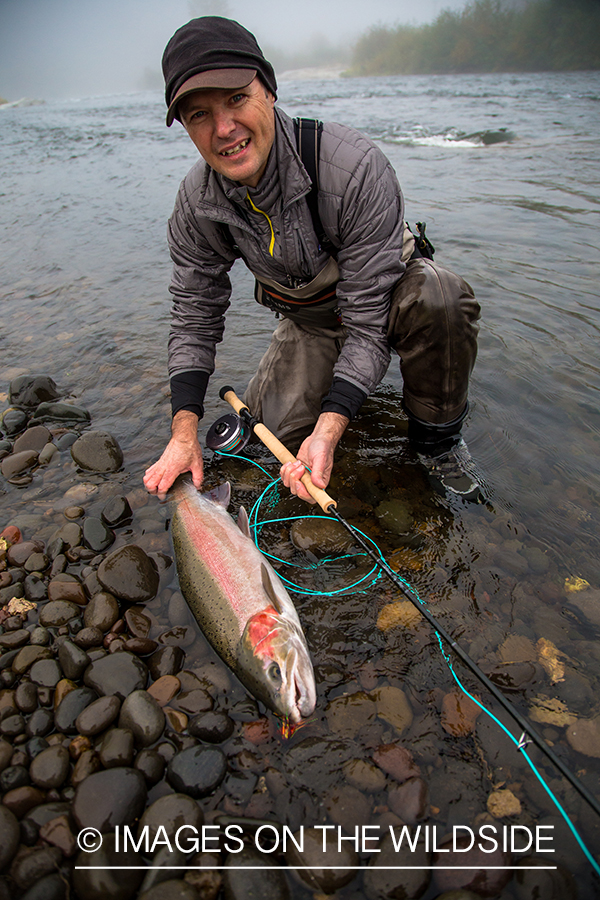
<box><xmin>293</xmin><ymin>117</ymin><xmax>336</xmax><ymax>257</ymax></box>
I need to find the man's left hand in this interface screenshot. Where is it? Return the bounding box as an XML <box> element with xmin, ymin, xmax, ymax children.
<box><xmin>280</xmin><ymin>411</ymin><xmax>349</xmax><ymax>503</ymax></box>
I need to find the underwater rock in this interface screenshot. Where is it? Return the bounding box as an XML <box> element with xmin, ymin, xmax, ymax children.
<box><xmin>71</xmin><ymin>430</ymin><xmax>123</xmax><ymax>473</ymax></box>
<box><xmin>285</xmin><ymin>826</ymin><xmax>357</xmax><ymax>893</ymax></box>
<box><xmin>375</xmin><ymin>498</ymin><xmax>414</xmax><ymax>535</ymax></box>
<box><xmin>566</xmin><ymin>715</ymin><xmax>600</xmax><ymax>758</ymax></box>
<box><xmin>364</xmin><ymin>830</ymin><xmax>430</xmax><ymax>899</ymax></box>
<box><xmin>97</xmin><ymin>546</ymin><xmax>159</xmax><ymax>602</ymax></box>
<box><xmin>441</xmin><ymin>691</ymin><xmax>481</xmax><ymax>737</ymax></box>
<box><xmin>487</xmin><ymin>788</ymin><xmax>521</xmax><ymax>818</ymax></box>
<box><xmin>371</xmin><ymin>685</ymin><xmax>413</xmax><ymax>735</ymax></box>
<box><xmin>9</xmin><ymin>375</ymin><xmax>60</xmax><ymax>409</ymax></box>
<box><xmin>377</xmin><ymin>599</ymin><xmax>422</xmax><ymax>630</ymax></box>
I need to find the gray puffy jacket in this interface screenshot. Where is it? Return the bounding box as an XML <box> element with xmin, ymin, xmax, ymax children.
<box><xmin>167</xmin><ymin>107</ymin><xmax>407</xmax><ymax>401</ymax></box>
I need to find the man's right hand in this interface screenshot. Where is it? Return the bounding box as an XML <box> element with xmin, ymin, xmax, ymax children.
<box><xmin>143</xmin><ymin>410</ymin><xmax>204</xmax><ymax>498</ymax></box>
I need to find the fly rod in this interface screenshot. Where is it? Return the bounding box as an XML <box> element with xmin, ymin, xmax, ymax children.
<box><xmin>219</xmin><ymin>385</ymin><xmax>600</xmax><ymax>823</ymax></box>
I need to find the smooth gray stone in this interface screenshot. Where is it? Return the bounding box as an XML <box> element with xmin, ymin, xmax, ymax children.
<box><xmin>76</xmin><ymin>694</ymin><xmax>121</xmax><ymax>736</ymax></box>
<box><xmin>9</xmin><ymin>376</ymin><xmax>60</xmax><ymax>409</ymax></box>
<box><xmin>29</xmin><ymin>745</ymin><xmax>70</xmax><ymax>789</ymax></box>
<box><xmin>72</xmin><ymin>767</ymin><xmax>147</xmax><ymax>832</ymax></box>
<box><xmin>0</xmin><ymin>805</ymin><xmax>20</xmax><ymax>871</ymax></box>
<box><xmin>54</xmin><ymin>686</ymin><xmax>97</xmax><ymax>734</ymax></box>
<box><xmin>118</xmin><ymin>690</ymin><xmax>165</xmax><ymax>747</ymax></box>
<box><xmin>97</xmin><ymin>545</ymin><xmax>159</xmax><ymax>602</ymax></box>
<box><xmin>71</xmin><ymin>430</ymin><xmax>123</xmax><ymax>473</ymax></box>
<box><xmin>29</xmin><ymin>658</ymin><xmax>61</xmax><ymax>688</ymax></box>
<box><xmin>98</xmin><ymin>727</ymin><xmax>135</xmax><ymax>768</ymax></box>
<box><xmin>84</xmin><ymin>652</ymin><xmax>147</xmax><ymax>700</ymax></box>
<box><xmin>57</xmin><ymin>640</ymin><xmax>90</xmax><ymax>681</ymax></box>
<box><xmin>83</xmin><ymin>592</ymin><xmax>120</xmax><ymax>631</ymax></box>
<box><xmin>138</xmin><ymin>792</ymin><xmax>204</xmax><ymax>845</ymax></box>
<box><xmin>166</xmin><ymin>745</ymin><xmax>226</xmax><ymax>799</ymax></box>
<box><xmin>72</xmin><ymin>833</ymin><xmax>144</xmax><ymax>900</ymax></box>
<box><xmin>83</xmin><ymin>516</ymin><xmax>115</xmax><ymax>552</ymax></box>
<box><xmin>222</xmin><ymin>847</ymin><xmax>290</xmax><ymax>900</ymax></box>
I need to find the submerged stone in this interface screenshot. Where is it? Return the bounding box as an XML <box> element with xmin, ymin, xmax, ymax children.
<box><xmin>9</xmin><ymin>375</ymin><xmax>60</xmax><ymax>409</ymax></box>
<box><xmin>71</xmin><ymin>430</ymin><xmax>123</xmax><ymax>473</ymax></box>
<box><xmin>97</xmin><ymin>546</ymin><xmax>159</xmax><ymax>602</ymax></box>
<box><xmin>72</xmin><ymin>767</ymin><xmax>147</xmax><ymax>832</ymax></box>
<box><xmin>32</xmin><ymin>402</ymin><xmax>90</xmax><ymax>425</ymax></box>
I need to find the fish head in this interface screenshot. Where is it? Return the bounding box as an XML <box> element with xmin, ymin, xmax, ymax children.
<box><xmin>239</xmin><ymin>606</ymin><xmax>316</xmax><ymax>724</ymax></box>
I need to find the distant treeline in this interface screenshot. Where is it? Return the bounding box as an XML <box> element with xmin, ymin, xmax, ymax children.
<box><xmin>347</xmin><ymin>0</ymin><xmax>600</xmax><ymax>75</ymax></box>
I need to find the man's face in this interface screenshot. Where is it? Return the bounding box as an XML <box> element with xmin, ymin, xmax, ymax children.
<box><xmin>178</xmin><ymin>78</ymin><xmax>276</xmax><ymax>187</ymax></box>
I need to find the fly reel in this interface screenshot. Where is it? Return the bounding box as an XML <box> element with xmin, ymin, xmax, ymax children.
<box><xmin>205</xmin><ymin>413</ymin><xmax>251</xmax><ymax>455</ymax></box>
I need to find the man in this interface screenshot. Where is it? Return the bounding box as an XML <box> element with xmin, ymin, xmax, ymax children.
<box><xmin>143</xmin><ymin>17</ymin><xmax>481</xmax><ymax>503</ymax></box>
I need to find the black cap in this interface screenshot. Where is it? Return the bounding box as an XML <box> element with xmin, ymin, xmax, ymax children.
<box><xmin>162</xmin><ymin>16</ymin><xmax>278</xmax><ymax>126</ymax></box>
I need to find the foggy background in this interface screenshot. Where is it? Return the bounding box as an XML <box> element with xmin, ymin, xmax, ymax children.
<box><xmin>0</xmin><ymin>0</ymin><xmax>473</xmax><ymax>100</ymax></box>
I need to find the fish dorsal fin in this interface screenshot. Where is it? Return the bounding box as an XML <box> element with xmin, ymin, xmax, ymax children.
<box><xmin>237</xmin><ymin>506</ymin><xmax>251</xmax><ymax>539</ymax></box>
<box><xmin>261</xmin><ymin>563</ymin><xmax>284</xmax><ymax>614</ymax></box>
<box><xmin>205</xmin><ymin>482</ymin><xmax>230</xmax><ymax>509</ymax></box>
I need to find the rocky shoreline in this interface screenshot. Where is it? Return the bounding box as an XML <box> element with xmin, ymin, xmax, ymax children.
<box><xmin>0</xmin><ymin>375</ymin><xmax>595</xmax><ymax>899</ymax></box>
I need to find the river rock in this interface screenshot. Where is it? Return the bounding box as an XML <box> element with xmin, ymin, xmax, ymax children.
<box><xmin>37</xmin><ymin>442</ymin><xmax>58</xmax><ymax>466</ymax></box>
<box><xmin>388</xmin><ymin>776</ymin><xmax>429</xmax><ymax>824</ymax></box>
<box><xmin>1</xmin><ymin>450</ymin><xmax>39</xmax><ymax>480</ymax></box>
<box><xmin>15</xmin><ymin>682</ymin><xmax>37</xmax><ymax>713</ymax></box>
<box><xmin>377</xmin><ymin>599</ymin><xmax>423</xmax><ymax>631</ymax></box>
<box><xmin>47</xmin><ymin>578</ymin><xmax>87</xmax><ymax>605</ymax></box>
<box><xmin>487</xmin><ymin>788</ymin><xmax>521</xmax><ymax>818</ymax></box>
<box><xmin>72</xmin><ymin>833</ymin><xmax>144</xmax><ymax>900</ymax></box>
<box><xmin>566</xmin><ymin>587</ymin><xmax>600</xmax><ymax>627</ymax></box>
<box><xmin>71</xmin><ymin>430</ymin><xmax>123</xmax><ymax>473</ymax></box>
<box><xmin>13</xmin><ymin>426</ymin><xmax>51</xmax><ymax>454</ymax></box>
<box><xmin>134</xmin><ymin>749</ymin><xmax>166</xmax><ymax>785</ymax></box>
<box><xmin>57</xmin><ymin>640</ymin><xmax>90</xmax><ymax>680</ymax></box>
<box><xmin>223</xmin><ymin>846</ymin><xmax>290</xmax><ymax>900</ymax></box>
<box><xmin>101</xmin><ymin>495</ymin><xmax>133</xmax><ymax>527</ymax></box>
<box><xmin>97</xmin><ymin>545</ymin><xmax>159</xmax><ymax>602</ymax></box>
<box><xmin>1</xmin><ymin>408</ymin><xmax>28</xmax><ymax>436</ymax></box>
<box><xmin>32</xmin><ymin>401</ymin><xmax>90</xmax><ymax>425</ymax></box>
<box><xmin>12</xmin><ymin>645</ymin><xmax>53</xmax><ymax>674</ymax></box>
<box><xmin>375</xmin><ymin>498</ymin><xmax>414</xmax><ymax>535</ymax></box>
<box><xmin>514</xmin><ymin>856</ymin><xmax>576</xmax><ymax>900</ymax></box>
<box><xmin>98</xmin><ymin>727</ymin><xmax>135</xmax><ymax>768</ymax></box>
<box><xmin>84</xmin><ymin>651</ymin><xmax>147</xmax><ymax>699</ymax></box>
<box><xmin>83</xmin><ymin>517</ymin><xmax>115</xmax><ymax>552</ymax></box>
<box><xmin>147</xmin><ymin>646</ymin><xmax>185</xmax><ymax>679</ymax></box>
<box><xmin>289</xmin><ymin>517</ymin><xmax>354</xmax><ymax>556</ymax></box>
<box><xmin>118</xmin><ymin>690</ymin><xmax>165</xmax><ymax>747</ymax></box>
<box><xmin>188</xmin><ymin>710</ymin><xmax>235</xmax><ymax>743</ymax></box>
<box><xmin>39</xmin><ymin>600</ymin><xmax>80</xmax><ymax>627</ymax></box>
<box><xmin>0</xmin><ymin>629</ymin><xmax>30</xmax><ymax>649</ymax></box>
<box><xmin>29</xmin><ymin>745</ymin><xmax>70</xmax><ymax>789</ymax></box>
<box><xmin>372</xmin><ymin>685</ymin><xmax>413</xmax><ymax>734</ymax></box>
<box><xmin>326</xmin><ymin>691</ymin><xmax>376</xmax><ymax>738</ymax></box>
<box><xmin>29</xmin><ymin>658</ymin><xmax>61</xmax><ymax>688</ymax></box>
<box><xmin>147</xmin><ymin>675</ymin><xmax>180</xmax><ymax>707</ymax></box>
<box><xmin>76</xmin><ymin>694</ymin><xmax>121</xmax><ymax>736</ymax></box>
<box><xmin>325</xmin><ymin>784</ymin><xmax>372</xmax><ymax>830</ymax></box>
<box><xmin>25</xmin><ymin>708</ymin><xmax>54</xmax><ymax>738</ymax></box>
<box><xmin>166</xmin><ymin>745</ymin><xmax>226</xmax><ymax>798</ymax></box>
<box><xmin>138</xmin><ymin>793</ymin><xmax>204</xmax><ymax>846</ymax></box>
<box><xmin>72</xmin><ymin>767</ymin><xmax>147</xmax><ymax>831</ymax></box>
<box><xmin>285</xmin><ymin>825</ymin><xmax>357</xmax><ymax>893</ymax></box>
<box><xmin>433</xmin><ymin>832</ymin><xmax>511</xmax><ymax>896</ymax></box>
<box><xmin>173</xmin><ymin>688</ymin><xmax>212</xmax><ymax>716</ymax></box>
<box><xmin>344</xmin><ymin>758</ymin><xmax>387</xmax><ymax>793</ymax></box>
<box><xmin>566</xmin><ymin>716</ymin><xmax>600</xmax><ymax>757</ymax></box>
<box><xmin>0</xmin><ymin>805</ymin><xmax>20</xmax><ymax>871</ymax></box>
<box><xmin>1</xmin><ymin>785</ymin><xmax>46</xmax><ymax>817</ymax></box>
<box><xmin>52</xmin><ymin>522</ymin><xmax>82</xmax><ymax>549</ymax></box>
<box><xmin>9</xmin><ymin>375</ymin><xmax>60</xmax><ymax>409</ymax></box>
<box><xmin>441</xmin><ymin>691</ymin><xmax>482</xmax><ymax>736</ymax></box>
<box><xmin>23</xmin><ymin>573</ymin><xmax>47</xmax><ymax>602</ymax></box>
<box><xmin>54</xmin><ymin>686</ymin><xmax>97</xmax><ymax>733</ymax></box>
<box><xmin>125</xmin><ymin>607</ymin><xmax>152</xmax><ymax>638</ymax></box>
<box><xmin>10</xmin><ymin>846</ymin><xmax>62</xmax><ymax>891</ymax></box>
<box><xmin>364</xmin><ymin>831</ymin><xmax>430</xmax><ymax>899</ymax></box>
<box><xmin>372</xmin><ymin>743</ymin><xmax>420</xmax><ymax>782</ymax></box>
<box><xmin>83</xmin><ymin>592</ymin><xmax>120</xmax><ymax>631</ymax></box>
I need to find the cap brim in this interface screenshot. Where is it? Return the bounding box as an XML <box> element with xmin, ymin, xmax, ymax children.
<box><xmin>166</xmin><ymin>68</ymin><xmax>257</xmax><ymax>126</ymax></box>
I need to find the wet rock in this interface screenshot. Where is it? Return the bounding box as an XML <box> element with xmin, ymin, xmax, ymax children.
<box><xmin>388</xmin><ymin>776</ymin><xmax>429</xmax><ymax>824</ymax></box>
<box><xmin>83</xmin><ymin>592</ymin><xmax>120</xmax><ymax>631</ymax></box>
<box><xmin>0</xmin><ymin>740</ymin><xmax>12</xmax><ymax>770</ymax></box>
<box><xmin>10</xmin><ymin>846</ymin><xmax>62</xmax><ymax>891</ymax></box>
<box><xmin>285</xmin><ymin>825</ymin><xmax>357</xmax><ymax>893</ymax></box>
<box><xmin>125</xmin><ymin>607</ymin><xmax>152</xmax><ymax>638</ymax></box>
<box><xmin>173</xmin><ymin>688</ymin><xmax>212</xmax><ymax>716</ymax></box>
<box><xmin>566</xmin><ymin>716</ymin><xmax>600</xmax><ymax>757</ymax></box>
<box><xmin>15</xmin><ymin>682</ymin><xmax>38</xmax><ymax>714</ymax></box>
<box><xmin>52</xmin><ymin>522</ymin><xmax>82</xmax><ymax>550</ymax></box>
<box><xmin>1</xmin><ymin>408</ymin><xmax>28</xmax><ymax>437</ymax></box>
<box><xmin>32</xmin><ymin>401</ymin><xmax>90</xmax><ymax>425</ymax></box>
<box><xmin>29</xmin><ymin>658</ymin><xmax>61</xmax><ymax>689</ymax></box>
<box><xmin>0</xmin><ymin>764</ymin><xmax>29</xmax><ymax>791</ymax></box>
<box><xmin>71</xmin><ymin>748</ymin><xmax>102</xmax><ymax>786</ymax></box>
<box><xmin>76</xmin><ymin>694</ymin><xmax>121</xmax><ymax>736</ymax></box>
<box><xmin>167</xmin><ymin>592</ymin><xmax>193</xmax><ymax>628</ymax></box>
<box><xmin>377</xmin><ymin>599</ymin><xmax>422</xmax><ymax>631</ymax></box>
<box><xmin>30</xmin><ymin>627</ymin><xmax>49</xmax><ymax>646</ymax></box>
<box><xmin>372</xmin><ymin>743</ymin><xmax>420</xmax><ymax>783</ymax></box>
<box><xmin>53</xmin><ymin>678</ymin><xmax>77</xmax><ymax>708</ymax></box>
<box><xmin>487</xmin><ymin>788</ymin><xmax>521</xmax><ymax>818</ymax></box>
<box><xmin>375</xmin><ymin>498</ymin><xmax>414</xmax><ymax>535</ymax></box>
<box><xmin>0</xmin><ymin>805</ymin><xmax>20</xmax><ymax>870</ymax></box>
<box><xmin>441</xmin><ymin>691</ymin><xmax>482</xmax><ymax>736</ymax></box>
<box><xmin>498</xmin><ymin>634</ymin><xmax>537</xmax><ymax>663</ymax></box>
<box><xmin>101</xmin><ymin>496</ymin><xmax>133</xmax><ymax>528</ymax></box>
<box><xmin>188</xmin><ymin>710</ymin><xmax>235</xmax><ymax>743</ymax></box>
<box><xmin>0</xmin><ymin>629</ymin><xmax>30</xmax><ymax>649</ymax></box>
<box><xmin>372</xmin><ymin>685</ymin><xmax>413</xmax><ymax>734</ymax></box>
<box><xmin>12</xmin><ymin>645</ymin><xmax>53</xmax><ymax>674</ymax></box>
<box><xmin>138</xmin><ymin>793</ymin><xmax>204</xmax><ymax>846</ymax></box>
<box><xmin>98</xmin><ymin>727</ymin><xmax>135</xmax><ymax>768</ymax></box>
<box><xmin>72</xmin><ymin>833</ymin><xmax>144</xmax><ymax>900</ymax></box>
<box><xmin>57</xmin><ymin>640</ymin><xmax>89</xmax><ymax>681</ymax></box>
<box><xmin>37</xmin><ymin>443</ymin><xmax>58</xmax><ymax>467</ymax></box>
<box><xmin>167</xmin><ymin>745</ymin><xmax>227</xmax><ymax>798</ymax></box>
<box><xmin>47</xmin><ymin>579</ymin><xmax>87</xmax><ymax>606</ymax></box>
<box><xmin>566</xmin><ymin>587</ymin><xmax>600</xmax><ymax>627</ymax></box>
<box><xmin>487</xmin><ymin>660</ymin><xmax>539</xmax><ymax>693</ymax></box>
<box><xmin>29</xmin><ymin>745</ymin><xmax>70</xmax><ymax>789</ymax></box>
<box><xmin>25</xmin><ymin>708</ymin><xmax>54</xmax><ymax>738</ymax></box>
<box><xmin>84</xmin><ymin>651</ymin><xmax>147</xmax><ymax>699</ymax></box>
<box><xmin>83</xmin><ymin>517</ymin><xmax>115</xmax><ymax>553</ymax></box>
<box><xmin>147</xmin><ymin>646</ymin><xmax>185</xmax><ymax>680</ymax></box>
<box><xmin>39</xmin><ymin>600</ymin><xmax>80</xmax><ymax>627</ymax></box>
<box><xmin>223</xmin><ymin>846</ymin><xmax>290</xmax><ymax>900</ymax></box>
<box><xmin>433</xmin><ymin>832</ymin><xmax>511</xmax><ymax>896</ymax></box>
<box><xmin>71</xmin><ymin>430</ymin><xmax>122</xmax><ymax>473</ymax></box>
<box><xmin>13</xmin><ymin>426</ymin><xmax>52</xmax><ymax>454</ymax></box>
<box><xmin>72</xmin><ymin>767</ymin><xmax>147</xmax><ymax>831</ymax></box>
<box><xmin>9</xmin><ymin>375</ymin><xmax>60</xmax><ymax>409</ymax></box>
<box><xmin>54</xmin><ymin>686</ymin><xmax>97</xmax><ymax>734</ymax></box>
<box><xmin>23</xmin><ymin>574</ymin><xmax>47</xmax><ymax>602</ymax></box>
<box><xmin>325</xmin><ymin>784</ymin><xmax>371</xmax><ymax>830</ymax></box>
<box><xmin>158</xmin><ymin>626</ymin><xmax>195</xmax><ymax>648</ymax></box>
<box><xmin>364</xmin><ymin>831</ymin><xmax>430</xmax><ymax>899</ymax></box>
<box><xmin>97</xmin><ymin>545</ymin><xmax>159</xmax><ymax>602</ymax></box>
<box><xmin>139</xmin><ymin>880</ymin><xmax>198</xmax><ymax>900</ymax></box>
<box><xmin>2</xmin><ymin>785</ymin><xmax>46</xmax><ymax>817</ymax></box>
<box><xmin>326</xmin><ymin>691</ymin><xmax>376</xmax><ymax>738</ymax></box>
<box><xmin>529</xmin><ymin>695</ymin><xmax>576</xmax><ymax>728</ymax></box>
<box><xmin>38</xmin><ymin>813</ymin><xmax>77</xmax><ymax>857</ymax></box>
<box><xmin>147</xmin><ymin>674</ymin><xmax>180</xmax><ymax>707</ymax></box>
<box><xmin>344</xmin><ymin>758</ymin><xmax>387</xmax><ymax>793</ymax></box>
<box><xmin>290</xmin><ymin>517</ymin><xmax>354</xmax><ymax>556</ymax></box>
<box><xmin>134</xmin><ymin>749</ymin><xmax>166</xmax><ymax>785</ymax></box>
<box><xmin>513</xmin><ymin>856</ymin><xmax>576</xmax><ymax>900</ymax></box>
<box><xmin>73</xmin><ymin>626</ymin><xmax>104</xmax><ymax>649</ymax></box>
<box><xmin>118</xmin><ymin>690</ymin><xmax>165</xmax><ymax>747</ymax></box>
<box><xmin>1</xmin><ymin>450</ymin><xmax>39</xmax><ymax>480</ymax></box>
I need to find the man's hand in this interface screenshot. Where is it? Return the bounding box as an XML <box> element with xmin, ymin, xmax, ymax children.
<box><xmin>143</xmin><ymin>410</ymin><xmax>204</xmax><ymax>498</ymax></box>
<box><xmin>280</xmin><ymin>411</ymin><xmax>349</xmax><ymax>503</ymax></box>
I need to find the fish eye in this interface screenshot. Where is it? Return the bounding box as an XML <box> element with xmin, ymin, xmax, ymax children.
<box><xmin>268</xmin><ymin>663</ymin><xmax>281</xmax><ymax>682</ymax></box>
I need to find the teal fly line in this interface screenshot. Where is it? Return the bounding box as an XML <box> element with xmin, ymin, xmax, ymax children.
<box><xmin>214</xmin><ymin>450</ymin><xmax>600</xmax><ymax>876</ymax></box>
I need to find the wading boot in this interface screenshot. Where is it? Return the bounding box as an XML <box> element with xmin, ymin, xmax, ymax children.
<box><xmin>406</xmin><ymin>406</ymin><xmax>483</xmax><ymax>502</ymax></box>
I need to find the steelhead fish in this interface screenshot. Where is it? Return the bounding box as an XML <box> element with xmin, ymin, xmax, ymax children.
<box><xmin>170</xmin><ymin>478</ymin><xmax>316</xmax><ymax>723</ymax></box>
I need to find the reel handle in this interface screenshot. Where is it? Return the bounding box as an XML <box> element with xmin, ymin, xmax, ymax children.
<box><xmin>220</xmin><ymin>386</ymin><xmax>337</xmax><ymax>513</ymax></box>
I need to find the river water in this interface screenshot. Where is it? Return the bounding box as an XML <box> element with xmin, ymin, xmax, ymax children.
<box><xmin>1</xmin><ymin>72</ymin><xmax>600</xmax><ymax>896</ymax></box>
